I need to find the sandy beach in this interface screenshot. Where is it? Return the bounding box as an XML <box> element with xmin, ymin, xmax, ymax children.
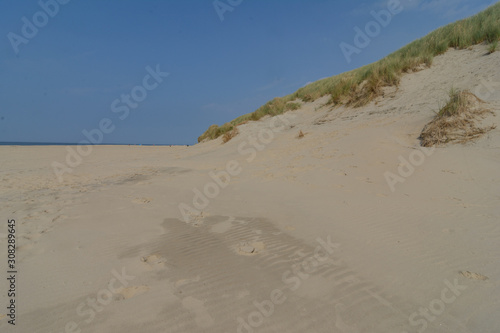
<box><xmin>1</xmin><ymin>45</ymin><xmax>500</xmax><ymax>332</ymax></box>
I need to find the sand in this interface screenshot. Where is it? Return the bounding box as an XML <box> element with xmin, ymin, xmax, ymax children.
<box><xmin>1</xmin><ymin>45</ymin><xmax>499</xmax><ymax>332</ymax></box>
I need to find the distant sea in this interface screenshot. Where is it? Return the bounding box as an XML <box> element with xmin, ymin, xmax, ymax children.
<box><xmin>0</xmin><ymin>142</ymin><xmax>189</xmax><ymax>146</ymax></box>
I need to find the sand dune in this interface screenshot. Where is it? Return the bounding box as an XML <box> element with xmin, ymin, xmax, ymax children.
<box><xmin>1</xmin><ymin>45</ymin><xmax>499</xmax><ymax>332</ymax></box>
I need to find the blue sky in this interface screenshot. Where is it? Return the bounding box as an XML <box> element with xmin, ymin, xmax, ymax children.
<box><xmin>0</xmin><ymin>0</ymin><xmax>496</xmax><ymax>144</ymax></box>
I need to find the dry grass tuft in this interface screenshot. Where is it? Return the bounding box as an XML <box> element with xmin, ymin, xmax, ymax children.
<box><xmin>222</xmin><ymin>127</ymin><xmax>239</xmax><ymax>144</ymax></box>
<box><xmin>285</xmin><ymin>102</ymin><xmax>302</xmax><ymax>111</ymax></box>
<box><xmin>488</xmin><ymin>40</ymin><xmax>498</xmax><ymax>54</ymax></box>
<box><xmin>302</xmin><ymin>94</ymin><xmax>314</xmax><ymax>102</ymax></box>
<box><xmin>420</xmin><ymin>89</ymin><xmax>496</xmax><ymax>147</ymax></box>
<box><xmin>237</xmin><ymin>120</ymin><xmax>250</xmax><ymax>126</ymax></box>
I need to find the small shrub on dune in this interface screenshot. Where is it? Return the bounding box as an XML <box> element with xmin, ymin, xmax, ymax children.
<box><xmin>236</xmin><ymin>120</ymin><xmax>249</xmax><ymax>126</ymax></box>
<box><xmin>198</xmin><ymin>124</ymin><xmax>220</xmax><ymax>143</ymax></box>
<box><xmin>222</xmin><ymin>127</ymin><xmax>239</xmax><ymax>144</ymax></box>
<box><xmin>302</xmin><ymin>94</ymin><xmax>314</xmax><ymax>102</ymax></box>
<box><xmin>488</xmin><ymin>40</ymin><xmax>498</xmax><ymax>54</ymax></box>
<box><xmin>285</xmin><ymin>102</ymin><xmax>302</xmax><ymax>111</ymax></box>
<box><xmin>420</xmin><ymin>89</ymin><xmax>496</xmax><ymax>147</ymax></box>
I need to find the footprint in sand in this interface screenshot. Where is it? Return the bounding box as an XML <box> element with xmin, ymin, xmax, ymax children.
<box><xmin>460</xmin><ymin>270</ymin><xmax>489</xmax><ymax>281</ymax></box>
<box><xmin>184</xmin><ymin>211</ymin><xmax>209</xmax><ymax>226</ymax></box>
<box><xmin>118</xmin><ymin>285</ymin><xmax>150</xmax><ymax>300</ymax></box>
<box><xmin>140</xmin><ymin>254</ymin><xmax>167</xmax><ymax>269</ymax></box>
<box><xmin>235</xmin><ymin>241</ymin><xmax>265</xmax><ymax>256</ymax></box>
<box><xmin>132</xmin><ymin>197</ymin><xmax>153</xmax><ymax>204</ymax></box>
<box><xmin>181</xmin><ymin>296</ymin><xmax>215</xmax><ymax>328</ymax></box>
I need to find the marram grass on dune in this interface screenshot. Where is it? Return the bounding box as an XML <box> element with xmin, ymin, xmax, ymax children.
<box><xmin>419</xmin><ymin>89</ymin><xmax>496</xmax><ymax>147</ymax></box>
<box><xmin>199</xmin><ymin>2</ymin><xmax>500</xmax><ymax>142</ymax></box>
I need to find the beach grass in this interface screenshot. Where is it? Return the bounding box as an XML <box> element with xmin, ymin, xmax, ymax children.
<box><xmin>199</xmin><ymin>2</ymin><xmax>500</xmax><ymax>142</ymax></box>
<box><xmin>489</xmin><ymin>40</ymin><xmax>498</xmax><ymax>53</ymax></box>
<box><xmin>420</xmin><ymin>89</ymin><xmax>496</xmax><ymax>146</ymax></box>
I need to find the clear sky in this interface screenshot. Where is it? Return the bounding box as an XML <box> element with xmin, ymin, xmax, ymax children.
<box><xmin>0</xmin><ymin>0</ymin><xmax>496</xmax><ymax>145</ymax></box>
